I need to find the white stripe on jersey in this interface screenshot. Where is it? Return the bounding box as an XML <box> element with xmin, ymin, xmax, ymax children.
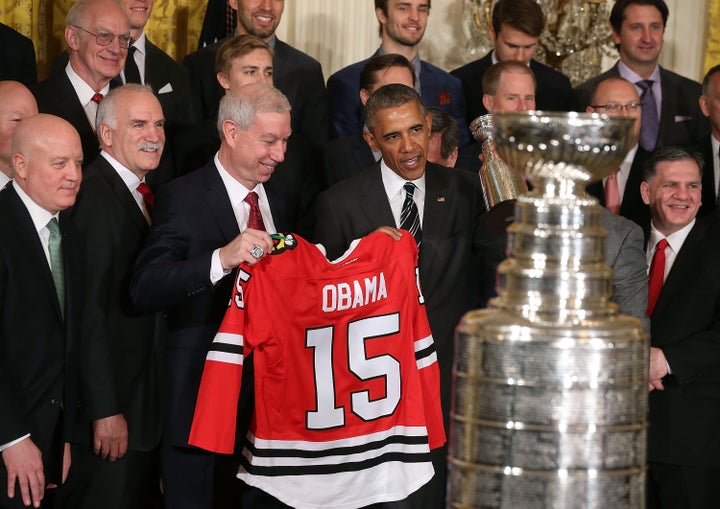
<box><xmin>213</xmin><ymin>332</ymin><xmax>243</xmax><ymax>346</ymax></box>
<box><xmin>207</xmin><ymin>332</ymin><xmax>244</xmax><ymax>364</ymax></box>
<box><xmin>206</xmin><ymin>350</ymin><xmax>244</xmax><ymax>365</ymax></box>
<box><xmin>416</xmin><ymin>351</ymin><xmax>438</xmax><ymax>370</ymax></box>
<box><xmin>243</xmin><ymin>438</ymin><xmax>430</xmax><ymax>468</ymax></box>
<box><xmin>413</xmin><ymin>334</ymin><xmax>434</xmax><ymax>353</ymax></box>
<box><xmin>248</xmin><ymin>424</ymin><xmax>428</xmax><ymax>452</ymax></box>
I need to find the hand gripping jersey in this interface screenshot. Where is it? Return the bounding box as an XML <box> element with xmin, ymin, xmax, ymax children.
<box><xmin>189</xmin><ymin>231</ymin><xmax>445</xmax><ymax>509</ymax></box>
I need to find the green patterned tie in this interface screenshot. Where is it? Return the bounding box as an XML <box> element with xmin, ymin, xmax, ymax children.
<box><xmin>46</xmin><ymin>218</ymin><xmax>65</xmax><ymax>317</ymax></box>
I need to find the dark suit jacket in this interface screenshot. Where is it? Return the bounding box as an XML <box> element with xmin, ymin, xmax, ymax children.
<box><xmin>450</xmin><ymin>51</ymin><xmax>578</xmax><ymax>124</ymax></box>
<box><xmin>586</xmin><ymin>146</ymin><xmax>652</xmax><ymax>235</ymax></box>
<box><xmin>130</xmin><ymin>160</ymin><xmax>305</xmax><ymax>446</ymax></box>
<box><xmin>69</xmin><ymin>156</ymin><xmax>162</xmax><ymax>452</ymax></box>
<box><xmin>0</xmin><ymin>23</ymin><xmax>36</xmax><ymax>86</ymax></box>
<box><xmin>183</xmin><ymin>37</ymin><xmax>328</xmax><ymax>149</ymax></box>
<box><xmin>33</xmin><ymin>69</ymin><xmax>106</xmax><ymax>166</ymax></box>
<box><xmin>322</xmin><ymin>132</ymin><xmax>375</xmax><ymax>187</ymax></box>
<box><xmin>647</xmin><ymin>212</ymin><xmax>720</xmax><ymax>467</ymax></box>
<box><xmin>692</xmin><ymin>134</ymin><xmax>718</xmax><ymax>218</ymax></box>
<box><xmin>327</xmin><ymin>50</ymin><xmax>469</xmax><ymax>146</ymax></box>
<box><xmin>0</xmin><ymin>185</ymin><xmax>117</xmax><ymax>488</ymax></box>
<box><xmin>575</xmin><ymin>62</ymin><xmax>709</xmax><ymax>149</ymax></box>
<box><xmin>313</xmin><ymin>162</ymin><xmax>487</xmax><ymax>424</ymax></box>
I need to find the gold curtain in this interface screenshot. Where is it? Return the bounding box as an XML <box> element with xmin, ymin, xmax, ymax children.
<box><xmin>1</xmin><ymin>0</ymin><xmax>208</xmax><ymax>80</ymax></box>
<box><xmin>705</xmin><ymin>0</ymin><xmax>720</xmax><ymax>76</ymax></box>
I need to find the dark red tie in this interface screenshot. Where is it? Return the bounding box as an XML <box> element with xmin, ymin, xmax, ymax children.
<box><xmin>137</xmin><ymin>182</ymin><xmax>154</xmax><ymax>217</ymax></box>
<box><xmin>646</xmin><ymin>238</ymin><xmax>668</xmax><ymax>316</ymax></box>
<box><xmin>91</xmin><ymin>93</ymin><xmax>103</xmax><ymax>104</ymax></box>
<box><xmin>244</xmin><ymin>191</ymin><xmax>266</xmax><ymax>231</ymax></box>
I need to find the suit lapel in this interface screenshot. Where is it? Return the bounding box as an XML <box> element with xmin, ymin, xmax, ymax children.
<box><xmin>698</xmin><ymin>135</ymin><xmax>717</xmax><ymax>216</ymax></box>
<box><xmin>7</xmin><ymin>187</ymin><xmax>65</xmax><ymax>322</ymax></box>
<box><xmin>202</xmin><ymin>162</ymin><xmax>240</xmax><ymax>242</ymax></box>
<box><xmin>266</xmin><ymin>183</ymin><xmax>289</xmax><ymax>232</ymax></box>
<box><xmin>54</xmin><ymin>72</ymin><xmax>95</xmax><ymax>135</ymax></box>
<box><xmin>359</xmin><ymin>164</ymin><xmax>395</xmax><ymax>228</ymax></box>
<box><xmin>653</xmin><ymin>220</ymin><xmax>705</xmax><ymax>315</ymax></box>
<box><xmin>420</xmin><ymin>164</ymin><xmax>451</xmax><ymax>275</ymax></box>
<box><xmin>94</xmin><ymin>159</ymin><xmax>150</xmax><ymax>232</ymax></box>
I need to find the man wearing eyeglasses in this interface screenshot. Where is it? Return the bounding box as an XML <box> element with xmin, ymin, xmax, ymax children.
<box><xmin>586</xmin><ymin>76</ymin><xmax>652</xmax><ymax>235</ymax></box>
<box><xmin>33</xmin><ymin>0</ymin><xmax>131</xmax><ymax>167</ymax></box>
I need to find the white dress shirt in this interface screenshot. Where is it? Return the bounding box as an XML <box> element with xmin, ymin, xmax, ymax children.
<box><xmin>0</xmin><ymin>182</ymin><xmax>60</xmax><ymax>450</ymax></box>
<box><xmin>65</xmin><ymin>62</ymin><xmax>110</xmax><ymax>130</ymax></box>
<box><xmin>380</xmin><ymin>159</ymin><xmax>425</xmax><ymax>228</ymax></box>
<box><xmin>210</xmin><ymin>154</ymin><xmax>276</xmax><ymax>283</ymax></box>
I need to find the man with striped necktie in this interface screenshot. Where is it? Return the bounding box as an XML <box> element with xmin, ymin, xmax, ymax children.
<box><xmin>314</xmin><ymin>83</ymin><xmax>489</xmax><ymax>509</ymax></box>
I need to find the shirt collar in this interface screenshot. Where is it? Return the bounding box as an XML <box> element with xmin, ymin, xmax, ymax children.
<box><xmin>648</xmin><ymin>218</ymin><xmax>695</xmax><ymax>255</ymax></box>
<box><xmin>380</xmin><ymin>159</ymin><xmax>426</xmax><ymax>199</ymax></box>
<box><xmin>617</xmin><ymin>60</ymin><xmax>661</xmax><ymax>85</ymax></box>
<box><xmin>12</xmin><ymin>180</ymin><xmax>57</xmax><ymax>233</ymax></box>
<box><xmin>100</xmin><ymin>151</ymin><xmax>144</xmax><ymax>191</ymax></box>
<box><xmin>65</xmin><ymin>62</ymin><xmax>111</xmax><ymax>105</ymax></box>
<box><xmin>213</xmin><ymin>153</ymin><xmax>267</xmax><ymax>205</ymax></box>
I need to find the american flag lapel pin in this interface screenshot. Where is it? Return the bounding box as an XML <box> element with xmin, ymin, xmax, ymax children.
<box><xmin>437</xmin><ymin>196</ymin><xmax>446</xmax><ymax>203</ymax></box>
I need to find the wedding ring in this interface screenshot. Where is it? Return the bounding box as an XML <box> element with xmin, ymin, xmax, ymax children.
<box><xmin>250</xmin><ymin>245</ymin><xmax>264</xmax><ymax>259</ymax></box>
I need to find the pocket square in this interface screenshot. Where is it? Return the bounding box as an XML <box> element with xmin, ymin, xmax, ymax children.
<box><xmin>158</xmin><ymin>83</ymin><xmax>174</xmax><ymax>94</ymax></box>
<box><xmin>674</xmin><ymin>115</ymin><xmax>692</xmax><ymax>122</ymax></box>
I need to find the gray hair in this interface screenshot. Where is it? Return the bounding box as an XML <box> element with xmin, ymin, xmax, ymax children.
<box><xmin>95</xmin><ymin>83</ymin><xmax>155</xmax><ymax>142</ymax></box>
<box><xmin>217</xmin><ymin>83</ymin><xmax>291</xmax><ymax>140</ymax></box>
<box><xmin>364</xmin><ymin>83</ymin><xmax>426</xmax><ymax>133</ymax></box>
<box><xmin>66</xmin><ymin>0</ymin><xmax>107</xmax><ymax>27</ymax></box>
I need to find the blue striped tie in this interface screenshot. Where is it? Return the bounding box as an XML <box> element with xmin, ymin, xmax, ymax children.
<box><xmin>400</xmin><ymin>182</ymin><xmax>422</xmax><ymax>245</ymax></box>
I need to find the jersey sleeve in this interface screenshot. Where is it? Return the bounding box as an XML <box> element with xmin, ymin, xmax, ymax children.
<box><xmin>188</xmin><ymin>267</ymin><xmax>252</xmax><ymax>454</ymax></box>
<box><xmin>406</xmin><ymin>237</ymin><xmax>446</xmax><ymax>450</ymax></box>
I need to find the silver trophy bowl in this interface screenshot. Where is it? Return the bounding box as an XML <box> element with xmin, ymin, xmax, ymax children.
<box><xmin>448</xmin><ymin>112</ymin><xmax>648</xmax><ymax>509</ymax></box>
<box><xmin>491</xmin><ymin>111</ymin><xmax>636</xmax><ymax>184</ymax></box>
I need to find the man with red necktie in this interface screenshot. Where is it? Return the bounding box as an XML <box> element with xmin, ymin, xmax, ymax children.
<box><xmin>131</xmin><ymin>83</ymin><xmax>312</xmax><ymax>509</ymax></box>
<box><xmin>33</xmin><ymin>0</ymin><xmax>132</xmax><ymax>168</ymax></box>
<box><xmin>67</xmin><ymin>84</ymin><xmax>165</xmax><ymax>509</ymax></box>
<box><xmin>586</xmin><ymin>76</ymin><xmax>651</xmax><ymax>234</ymax></box>
<box><xmin>640</xmin><ymin>146</ymin><xmax>720</xmax><ymax>508</ymax></box>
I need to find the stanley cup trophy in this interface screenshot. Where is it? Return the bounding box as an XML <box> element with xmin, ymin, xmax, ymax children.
<box><xmin>448</xmin><ymin>112</ymin><xmax>649</xmax><ymax>508</ymax></box>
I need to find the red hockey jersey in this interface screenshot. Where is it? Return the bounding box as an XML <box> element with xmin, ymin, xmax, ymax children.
<box><xmin>189</xmin><ymin>231</ymin><xmax>445</xmax><ymax>509</ymax></box>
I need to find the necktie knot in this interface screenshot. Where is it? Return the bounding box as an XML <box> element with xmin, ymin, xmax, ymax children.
<box><xmin>91</xmin><ymin>92</ymin><xmax>103</xmax><ymax>104</ymax></box>
<box><xmin>244</xmin><ymin>191</ymin><xmax>266</xmax><ymax>231</ymax></box>
<box><xmin>137</xmin><ymin>182</ymin><xmax>154</xmax><ymax>208</ymax></box>
<box><xmin>46</xmin><ymin>217</ymin><xmax>60</xmax><ymax>236</ymax></box>
<box><xmin>636</xmin><ymin>79</ymin><xmax>654</xmax><ymax>93</ymax></box>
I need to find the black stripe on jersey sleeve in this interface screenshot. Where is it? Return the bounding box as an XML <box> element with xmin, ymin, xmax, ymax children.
<box><xmin>210</xmin><ymin>343</ymin><xmax>243</xmax><ymax>355</ymax></box>
<box><xmin>414</xmin><ymin>344</ymin><xmax>436</xmax><ymax>362</ymax></box>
